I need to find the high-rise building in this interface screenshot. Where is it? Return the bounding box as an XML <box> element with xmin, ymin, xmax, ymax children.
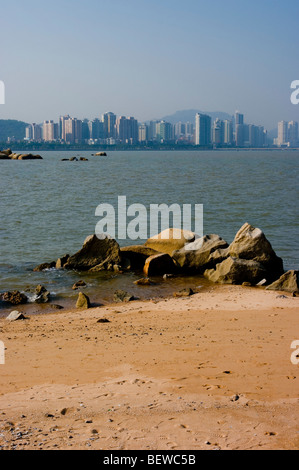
<box><xmin>277</xmin><ymin>121</ymin><xmax>288</xmax><ymax>146</ymax></box>
<box><xmin>138</xmin><ymin>123</ymin><xmax>148</xmax><ymax>142</ymax></box>
<box><xmin>195</xmin><ymin>113</ymin><xmax>211</xmax><ymax>146</ymax></box>
<box><xmin>102</xmin><ymin>112</ymin><xmax>116</xmax><ymax>139</ymax></box>
<box><xmin>116</xmin><ymin>116</ymin><xmax>138</xmax><ymax>143</ymax></box>
<box><xmin>224</xmin><ymin>120</ymin><xmax>233</xmax><ymax>145</ymax></box>
<box><xmin>43</xmin><ymin>121</ymin><xmax>58</xmax><ymax>141</ymax></box>
<box><xmin>64</xmin><ymin>117</ymin><xmax>82</xmax><ymax>144</ymax></box>
<box><xmin>212</xmin><ymin>119</ymin><xmax>224</xmax><ymax>146</ymax></box>
<box><xmin>59</xmin><ymin>115</ymin><xmax>71</xmax><ymax>141</ymax></box>
<box><xmin>88</xmin><ymin>118</ymin><xmax>104</xmax><ymax>140</ymax></box>
<box><xmin>288</xmin><ymin>121</ymin><xmax>298</xmax><ymax>146</ymax></box>
<box><xmin>156</xmin><ymin>121</ymin><xmax>173</xmax><ymax>142</ymax></box>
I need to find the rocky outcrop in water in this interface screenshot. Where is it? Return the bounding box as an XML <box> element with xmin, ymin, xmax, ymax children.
<box><xmin>1</xmin><ymin>291</ymin><xmax>28</xmax><ymax>305</ymax></box>
<box><xmin>35</xmin><ymin>285</ymin><xmax>50</xmax><ymax>303</ymax></box>
<box><xmin>33</xmin><ymin>261</ymin><xmax>56</xmax><ymax>272</ymax></box>
<box><xmin>64</xmin><ymin>234</ymin><xmax>121</xmax><ymax>271</ymax></box>
<box><xmin>228</xmin><ymin>223</ymin><xmax>284</xmax><ymax>282</ymax></box>
<box><xmin>0</xmin><ymin>149</ymin><xmax>42</xmax><ymax>160</ymax></box>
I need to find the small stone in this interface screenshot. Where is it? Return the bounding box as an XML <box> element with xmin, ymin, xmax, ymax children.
<box><xmin>72</xmin><ymin>280</ymin><xmax>87</xmax><ymax>290</ymax></box>
<box><xmin>134</xmin><ymin>278</ymin><xmax>153</xmax><ymax>286</ymax></box>
<box><xmin>97</xmin><ymin>318</ymin><xmax>110</xmax><ymax>323</ymax></box>
<box><xmin>113</xmin><ymin>290</ymin><xmax>135</xmax><ymax>303</ymax></box>
<box><xmin>6</xmin><ymin>311</ymin><xmax>27</xmax><ymax>322</ymax></box>
<box><xmin>173</xmin><ymin>288</ymin><xmax>194</xmax><ymax>297</ymax></box>
<box><xmin>76</xmin><ymin>292</ymin><xmax>91</xmax><ymax>309</ymax></box>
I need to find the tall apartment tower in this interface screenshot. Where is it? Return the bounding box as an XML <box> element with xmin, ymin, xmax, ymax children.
<box><xmin>277</xmin><ymin>121</ymin><xmax>288</xmax><ymax>146</ymax></box>
<box><xmin>224</xmin><ymin>120</ymin><xmax>233</xmax><ymax>145</ymax></box>
<box><xmin>102</xmin><ymin>112</ymin><xmax>116</xmax><ymax>139</ymax></box>
<box><xmin>43</xmin><ymin>120</ymin><xmax>58</xmax><ymax>141</ymax></box>
<box><xmin>212</xmin><ymin>118</ymin><xmax>225</xmax><ymax>145</ymax></box>
<box><xmin>195</xmin><ymin>113</ymin><xmax>211</xmax><ymax>146</ymax></box>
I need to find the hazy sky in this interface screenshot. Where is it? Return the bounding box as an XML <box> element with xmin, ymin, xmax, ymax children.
<box><xmin>1</xmin><ymin>0</ymin><xmax>298</xmax><ymax>129</ymax></box>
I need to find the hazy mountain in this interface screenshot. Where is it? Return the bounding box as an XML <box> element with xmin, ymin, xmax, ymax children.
<box><xmin>0</xmin><ymin>119</ymin><xmax>28</xmax><ymax>142</ymax></box>
<box><xmin>158</xmin><ymin>109</ymin><xmax>234</xmax><ymax>124</ymax></box>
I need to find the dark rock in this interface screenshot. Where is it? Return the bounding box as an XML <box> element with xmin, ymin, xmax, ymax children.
<box><xmin>144</xmin><ymin>253</ymin><xmax>177</xmax><ymax>277</ymax></box>
<box><xmin>35</xmin><ymin>285</ymin><xmax>50</xmax><ymax>303</ymax></box>
<box><xmin>33</xmin><ymin>261</ymin><xmax>56</xmax><ymax>272</ymax></box>
<box><xmin>114</xmin><ymin>290</ymin><xmax>135</xmax><ymax>303</ymax></box>
<box><xmin>95</xmin><ymin>152</ymin><xmax>107</xmax><ymax>156</ymax></box>
<box><xmin>80</xmin><ymin>157</ymin><xmax>88</xmax><ymax>161</ymax></box>
<box><xmin>64</xmin><ymin>234</ymin><xmax>121</xmax><ymax>271</ymax></box>
<box><xmin>1</xmin><ymin>291</ymin><xmax>28</xmax><ymax>305</ymax></box>
<box><xmin>72</xmin><ymin>280</ymin><xmax>87</xmax><ymax>290</ymax></box>
<box><xmin>134</xmin><ymin>278</ymin><xmax>154</xmax><ymax>286</ymax></box>
<box><xmin>97</xmin><ymin>318</ymin><xmax>111</xmax><ymax>323</ymax></box>
<box><xmin>76</xmin><ymin>292</ymin><xmax>91</xmax><ymax>309</ymax></box>
<box><xmin>163</xmin><ymin>273</ymin><xmax>176</xmax><ymax>280</ymax></box>
<box><xmin>173</xmin><ymin>288</ymin><xmax>194</xmax><ymax>297</ymax></box>
<box><xmin>50</xmin><ymin>304</ymin><xmax>64</xmax><ymax>310</ymax></box>
<box><xmin>56</xmin><ymin>254</ymin><xmax>70</xmax><ymax>269</ymax></box>
<box><xmin>266</xmin><ymin>270</ymin><xmax>299</xmax><ymax>293</ymax></box>
<box><xmin>120</xmin><ymin>245</ymin><xmax>161</xmax><ymax>270</ymax></box>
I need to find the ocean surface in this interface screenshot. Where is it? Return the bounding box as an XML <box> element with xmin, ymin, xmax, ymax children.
<box><xmin>0</xmin><ymin>150</ymin><xmax>298</xmax><ymax>314</ymax></box>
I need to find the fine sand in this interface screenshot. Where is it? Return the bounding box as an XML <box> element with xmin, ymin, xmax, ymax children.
<box><xmin>0</xmin><ymin>285</ymin><xmax>298</xmax><ymax>450</ymax></box>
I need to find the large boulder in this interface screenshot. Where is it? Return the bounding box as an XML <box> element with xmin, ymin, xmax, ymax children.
<box><xmin>204</xmin><ymin>257</ymin><xmax>268</xmax><ymax>285</ymax></box>
<box><xmin>145</xmin><ymin>228</ymin><xmax>196</xmax><ymax>255</ymax></box>
<box><xmin>229</xmin><ymin>223</ymin><xmax>283</xmax><ymax>281</ymax></box>
<box><xmin>0</xmin><ymin>153</ymin><xmax>10</xmax><ymax>159</ymax></box>
<box><xmin>120</xmin><ymin>245</ymin><xmax>161</xmax><ymax>270</ymax></box>
<box><xmin>143</xmin><ymin>253</ymin><xmax>178</xmax><ymax>277</ymax></box>
<box><xmin>172</xmin><ymin>234</ymin><xmax>229</xmax><ymax>273</ymax></box>
<box><xmin>1</xmin><ymin>291</ymin><xmax>28</xmax><ymax>305</ymax></box>
<box><xmin>64</xmin><ymin>234</ymin><xmax>121</xmax><ymax>271</ymax></box>
<box><xmin>266</xmin><ymin>270</ymin><xmax>299</xmax><ymax>293</ymax></box>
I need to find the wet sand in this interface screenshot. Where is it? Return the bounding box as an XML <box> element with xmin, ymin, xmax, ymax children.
<box><xmin>0</xmin><ymin>285</ymin><xmax>298</xmax><ymax>450</ymax></box>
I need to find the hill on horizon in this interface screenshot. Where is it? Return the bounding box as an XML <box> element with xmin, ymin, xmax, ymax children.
<box><xmin>0</xmin><ymin>119</ymin><xmax>28</xmax><ymax>142</ymax></box>
<box><xmin>157</xmin><ymin>109</ymin><xmax>234</xmax><ymax>124</ymax></box>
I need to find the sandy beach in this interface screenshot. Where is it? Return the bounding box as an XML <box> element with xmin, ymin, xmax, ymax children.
<box><xmin>0</xmin><ymin>285</ymin><xmax>298</xmax><ymax>450</ymax></box>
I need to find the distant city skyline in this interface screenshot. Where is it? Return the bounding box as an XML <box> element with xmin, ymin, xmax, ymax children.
<box><xmin>0</xmin><ymin>0</ymin><xmax>298</xmax><ymax>130</ymax></box>
<box><xmin>20</xmin><ymin>110</ymin><xmax>298</xmax><ymax>148</ymax></box>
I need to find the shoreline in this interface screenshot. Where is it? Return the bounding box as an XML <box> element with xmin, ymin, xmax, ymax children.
<box><xmin>0</xmin><ymin>285</ymin><xmax>298</xmax><ymax>450</ymax></box>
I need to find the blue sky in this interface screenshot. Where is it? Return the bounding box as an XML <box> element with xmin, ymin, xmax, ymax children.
<box><xmin>0</xmin><ymin>0</ymin><xmax>298</xmax><ymax>129</ymax></box>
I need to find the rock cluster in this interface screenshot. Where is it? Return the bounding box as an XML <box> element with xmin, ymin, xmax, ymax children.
<box><xmin>0</xmin><ymin>149</ymin><xmax>42</xmax><ymax>160</ymax></box>
<box><xmin>31</xmin><ymin>223</ymin><xmax>297</xmax><ymax>292</ymax></box>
